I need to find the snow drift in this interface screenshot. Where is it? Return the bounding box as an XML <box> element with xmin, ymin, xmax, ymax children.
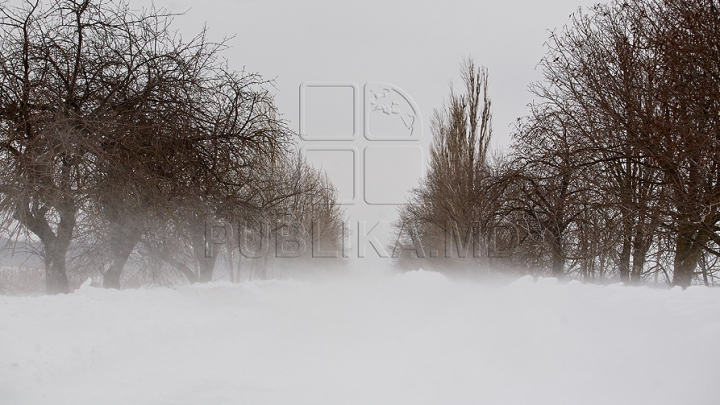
<box><xmin>1</xmin><ymin>270</ymin><xmax>719</xmax><ymax>404</ymax></box>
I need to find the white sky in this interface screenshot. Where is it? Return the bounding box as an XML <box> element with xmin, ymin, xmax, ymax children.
<box><xmin>139</xmin><ymin>0</ymin><xmax>600</xmax><ymax>258</ymax></box>
<box><xmin>144</xmin><ymin>0</ymin><xmax>597</xmax><ymax>149</ymax></box>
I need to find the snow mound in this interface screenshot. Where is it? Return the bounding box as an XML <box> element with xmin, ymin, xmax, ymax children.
<box><xmin>1</xmin><ymin>273</ymin><xmax>719</xmax><ymax>405</ymax></box>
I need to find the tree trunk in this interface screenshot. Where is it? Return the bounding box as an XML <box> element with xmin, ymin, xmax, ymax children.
<box><xmin>630</xmin><ymin>227</ymin><xmax>649</xmax><ymax>284</ymax></box>
<box><xmin>197</xmin><ymin>256</ymin><xmax>218</xmax><ymax>283</ymax></box>
<box><xmin>103</xmin><ymin>216</ymin><xmax>141</xmax><ymax>289</ymax></box>
<box><xmin>14</xmin><ymin>200</ymin><xmax>75</xmax><ymax>295</ymax></box>
<box><xmin>45</xmin><ymin>241</ymin><xmax>70</xmax><ymax>295</ymax></box>
<box><xmin>227</xmin><ymin>249</ymin><xmax>236</xmax><ymax>283</ymax></box>
<box><xmin>550</xmin><ymin>230</ymin><xmax>565</xmax><ymax>277</ymax></box>
<box><xmin>191</xmin><ymin>219</ymin><xmax>218</xmax><ymax>283</ymax></box>
<box><xmin>673</xmin><ymin>226</ymin><xmax>704</xmax><ymax>288</ymax></box>
<box><xmin>551</xmin><ymin>252</ymin><xmax>564</xmax><ymax>277</ymax></box>
<box><xmin>103</xmin><ymin>235</ymin><xmax>139</xmax><ymax>289</ymax></box>
<box><xmin>618</xmin><ymin>215</ymin><xmax>632</xmax><ymax>283</ymax></box>
<box><xmin>699</xmin><ymin>252</ymin><xmax>710</xmax><ymax>287</ymax></box>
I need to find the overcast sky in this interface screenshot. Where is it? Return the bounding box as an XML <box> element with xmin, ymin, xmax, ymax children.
<box><xmin>142</xmin><ymin>0</ymin><xmax>597</xmax><ymax>147</ymax></box>
<box><xmin>138</xmin><ymin>0</ymin><xmax>600</xmax><ymax>257</ymax></box>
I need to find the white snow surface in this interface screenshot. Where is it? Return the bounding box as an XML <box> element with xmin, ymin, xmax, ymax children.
<box><xmin>2</xmin><ymin>270</ymin><xmax>719</xmax><ymax>404</ymax></box>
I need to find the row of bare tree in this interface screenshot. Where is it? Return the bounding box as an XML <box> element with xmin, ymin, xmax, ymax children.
<box><xmin>0</xmin><ymin>0</ymin><xmax>344</xmax><ymax>294</ymax></box>
<box><xmin>396</xmin><ymin>0</ymin><xmax>720</xmax><ymax>287</ymax></box>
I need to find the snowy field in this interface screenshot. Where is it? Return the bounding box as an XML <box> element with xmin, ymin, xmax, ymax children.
<box><xmin>2</xmin><ymin>270</ymin><xmax>719</xmax><ymax>405</ymax></box>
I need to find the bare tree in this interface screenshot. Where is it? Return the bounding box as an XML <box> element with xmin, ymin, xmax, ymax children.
<box><xmin>525</xmin><ymin>0</ymin><xmax>720</xmax><ymax>286</ymax></box>
<box><xmin>239</xmin><ymin>153</ymin><xmax>346</xmax><ymax>280</ymax></box>
<box><xmin>0</xmin><ymin>0</ymin><xmax>157</xmax><ymax>293</ymax></box>
<box><xmin>0</xmin><ymin>0</ymin><xmax>295</xmax><ymax>293</ymax></box>
<box><xmin>508</xmin><ymin>106</ymin><xmax>592</xmax><ymax>277</ymax></box>
<box><xmin>396</xmin><ymin>58</ymin><xmax>501</xmax><ymax>269</ymax></box>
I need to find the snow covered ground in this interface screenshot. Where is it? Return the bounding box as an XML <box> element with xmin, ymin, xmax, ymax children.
<box><xmin>2</xmin><ymin>270</ymin><xmax>719</xmax><ymax>405</ymax></box>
